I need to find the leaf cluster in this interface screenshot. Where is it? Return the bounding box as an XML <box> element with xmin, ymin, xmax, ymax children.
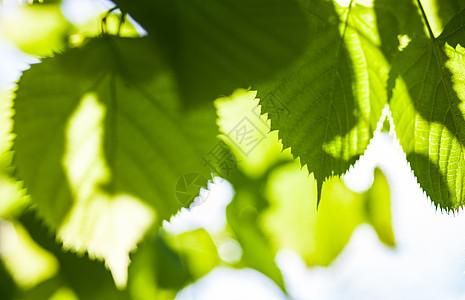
<box><xmin>1</xmin><ymin>0</ymin><xmax>465</xmax><ymax>298</ymax></box>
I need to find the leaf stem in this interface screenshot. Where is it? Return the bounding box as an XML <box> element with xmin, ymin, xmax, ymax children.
<box><xmin>342</xmin><ymin>0</ymin><xmax>355</xmax><ymax>37</ymax></box>
<box><xmin>336</xmin><ymin>0</ymin><xmax>355</xmax><ymax>58</ymax></box>
<box><xmin>416</xmin><ymin>0</ymin><xmax>435</xmax><ymax>39</ymax></box>
<box><xmin>100</xmin><ymin>6</ymin><xmax>119</xmax><ymax>36</ymax></box>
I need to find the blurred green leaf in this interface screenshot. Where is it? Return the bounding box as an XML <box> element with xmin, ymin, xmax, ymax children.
<box><xmin>381</xmin><ymin>116</ymin><xmax>391</xmax><ymax>133</ymax></box>
<box><xmin>0</xmin><ymin>221</ymin><xmax>59</xmax><ymax>290</ymax></box>
<box><xmin>13</xmin><ymin>278</ymin><xmax>65</xmax><ymax>300</ymax></box>
<box><xmin>0</xmin><ymin>259</ymin><xmax>17</xmax><ymax>300</ymax></box>
<box><xmin>112</xmin><ymin>0</ymin><xmax>309</xmax><ymax>107</ymax></box>
<box><xmin>1</xmin><ymin>2</ymin><xmax>71</xmax><ymax>57</ymax></box>
<box><xmin>19</xmin><ymin>211</ymin><xmax>131</xmax><ymax>300</ymax></box>
<box><xmin>127</xmin><ymin>234</ymin><xmax>179</xmax><ymax>300</ymax></box>
<box><xmin>128</xmin><ymin>229</ymin><xmax>220</xmax><ymax>300</ymax></box>
<box><xmin>166</xmin><ymin>229</ymin><xmax>220</xmax><ymax>280</ymax></box>
<box><xmin>263</xmin><ymin>164</ymin><xmax>394</xmax><ymax>267</ymax></box>
<box><xmin>0</xmin><ymin>90</ymin><xmax>27</xmax><ymax>218</ymax></box>
<box><xmin>152</xmin><ymin>236</ymin><xmax>190</xmax><ymax>290</ymax></box>
<box><xmin>13</xmin><ymin>36</ymin><xmax>222</xmax><ymax>283</ymax></box>
<box><xmin>226</xmin><ymin>172</ymin><xmax>286</xmax><ymax>292</ymax></box>
<box><xmin>215</xmin><ymin>89</ymin><xmax>292</xmax><ymax>178</ymax></box>
<box><xmin>364</xmin><ymin>168</ymin><xmax>395</xmax><ymax>246</ymax></box>
<box><xmin>7</xmin><ymin>212</ymin><xmax>219</xmax><ymax>300</ymax></box>
<box><xmin>0</xmin><ymin>175</ymin><xmax>27</xmax><ymax>219</ymax></box>
<box><xmin>0</xmin><ymin>89</ymin><xmax>13</xmax><ymax>161</ymax></box>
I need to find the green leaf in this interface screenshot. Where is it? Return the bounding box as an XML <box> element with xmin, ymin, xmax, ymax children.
<box><xmin>0</xmin><ymin>259</ymin><xmax>17</xmax><ymax>300</ymax></box>
<box><xmin>258</xmin><ymin>0</ymin><xmax>388</xmax><ymax>200</ymax></box>
<box><xmin>165</xmin><ymin>229</ymin><xmax>220</xmax><ymax>280</ymax></box>
<box><xmin>127</xmin><ymin>234</ymin><xmax>183</xmax><ymax>300</ymax></box>
<box><xmin>0</xmin><ymin>90</ymin><xmax>27</xmax><ymax>218</ymax></box>
<box><xmin>381</xmin><ymin>116</ymin><xmax>391</xmax><ymax>133</ymax></box>
<box><xmin>13</xmin><ymin>278</ymin><xmax>64</xmax><ymax>300</ymax></box>
<box><xmin>439</xmin><ymin>1</ymin><xmax>465</xmax><ymax>24</ymax></box>
<box><xmin>13</xmin><ymin>211</ymin><xmax>219</xmax><ymax>300</ymax></box>
<box><xmin>363</xmin><ymin>168</ymin><xmax>395</xmax><ymax>246</ymax></box>
<box><xmin>389</xmin><ymin>8</ymin><xmax>465</xmax><ymax>210</ymax></box>
<box><xmin>215</xmin><ymin>89</ymin><xmax>293</xmax><ymax>178</ymax></box>
<box><xmin>112</xmin><ymin>0</ymin><xmax>309</xmax><ymax>107</ymax></box>
<box><xmin>127</xmin><ymin>229</ymin><xmax>220</xmax><ymax>300</ymax></box>
<box><xmin>149</xmin><ymin>236</ymin><xmax>190</xmax><ymax>291</ymax></box>
<box><xmin>262</xmin><ymin>164</ymin><xmax>394</xmax><ymax>267</ymax></box>
<box><xmin>0</xmin><ymin>89</ymin><xmax>14</xmax><ymax>162</ymax></box>
<box><xmin>373</xmin><ymin>0</ymin><xmax>425</xmax><ymax>61</ymax></box>
<box><xmin>421</xmin><ymin>0</ymin><xmax>465</xmax><ymax>37</ymax></box>
<box><xmin>13</xmin><ymin>36</ymin><xmax>221</xmax><ymax>283</ymax></box>
<box><xmin>19</xmin><ymin>211</ymin><xmax>131</xmax><ymax>300</ymax></box>
<box><xmin>226</xmin><ymin>171</ymin><xmax>286</xmax><ymax>292</ymax></box>
<box><xmin>1</xmin><ymin>2</ymin><xmax>72</xmax><ymax>57</ymax></box>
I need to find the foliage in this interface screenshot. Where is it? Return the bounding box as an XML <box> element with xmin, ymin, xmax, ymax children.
<box><xmin>0</xmin><ymin>0</ymin><xmax>464</xmax><ymax>298</ymax></box>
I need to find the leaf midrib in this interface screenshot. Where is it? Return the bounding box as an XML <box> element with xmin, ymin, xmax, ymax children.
<box><xmin>319</xmin><ymin>0</ymin><xmax>355</xmax><ymax>179</ymax></box>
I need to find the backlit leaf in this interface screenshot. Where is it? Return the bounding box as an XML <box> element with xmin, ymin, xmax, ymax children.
<box><xmin>258</xmin><ymin>0</ymin><xmax>389</xmax><ymax>200</ymax></box>
<box><xmin>112</xmin><ymin>0</ymin><xmax>309</xmax><ymax>107</ymax></box>
<box><xmin>389</xmin><ymin>8</ymin><xmax>465</xmax><ymax>210</ymax></box>
<box><xmin>13</xmin><ymin>36</ymin><xmax>221</xmax><ymax>283</ymax></box>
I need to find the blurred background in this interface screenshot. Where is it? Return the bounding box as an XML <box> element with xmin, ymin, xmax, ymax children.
<box><xmin>1</xmin><ymin>0</ymin><xmax>465</xmax><ymax>299</ymax></box>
